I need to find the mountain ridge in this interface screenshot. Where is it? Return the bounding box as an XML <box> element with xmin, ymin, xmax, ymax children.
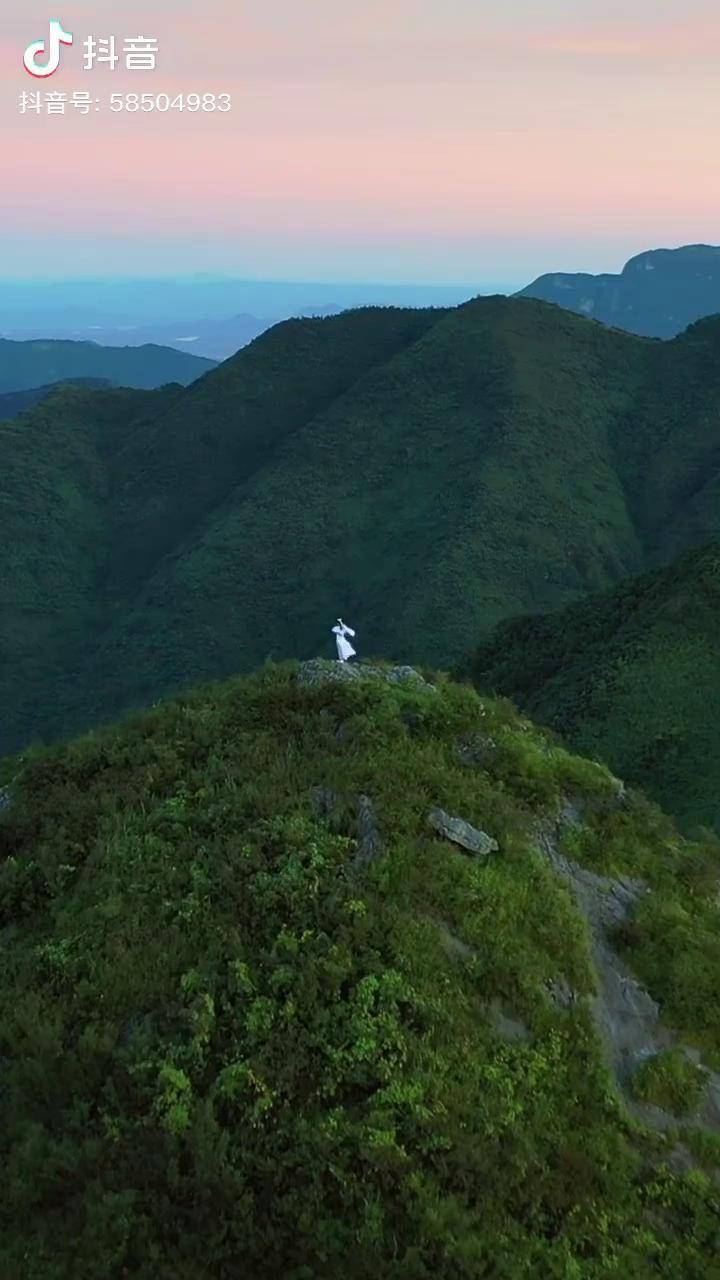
<box><xmin>463</xmin><ymin>542</ymin><xmax>720</xmax><ymax>832</ymax></box>
<box><xmin>0</xmin><ymin>336</ymin><xmax>215</xmax><ymax>394</ymax></box>
<box><xmin>0</xmin><ymin>377</ymin><xmax>112</xmax><ymax>419</ymax></box>
<box><xmin>517</xmin><ymin>244</ymin><xmax>720</xmax><ymax>338</ymax></box>
<box><xmin>6</xmin><ymin>296</ymin><xmax>720</xmax><ymax>762</ymax></box>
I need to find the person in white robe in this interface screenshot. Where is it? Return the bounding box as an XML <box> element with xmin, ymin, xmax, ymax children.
<box><xmin>332</xmin><ymin>618</ymin><xmax>356</xmax><ymax>662</ymax></box>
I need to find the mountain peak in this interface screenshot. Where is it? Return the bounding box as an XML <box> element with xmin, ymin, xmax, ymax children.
<box><xmin>1</xmin><ymin>661</ymin><xmax>718</xmax><ymax>1272</ymax></box>
<box><xmin>518</xmin><ymin>242</ymin><xmax>720</xmax><ymax>337</ymax></box>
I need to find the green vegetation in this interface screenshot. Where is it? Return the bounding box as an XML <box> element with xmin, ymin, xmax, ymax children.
<box><xmin>0</xmin><ymin>336</ymin><xmax>215</xmax><ymax>393</ymax></box>
<box><xmin>7</xmin><ymin>296</ymin><xmax>720</xmax><ymax>773</ymax></box>
<box><xmin>632</xmin><ymin>1051</ymin><xmax>707</xmax><ymax>1117</ymax></box>
<box><xmin>0</xmin><ymin>377</ymin><xmax>111</xmax><ymax>420</ymax></box>
<box><xmin>1</xmin><ymin>665</ymin><xmax>719</xmax><ymax>1277</ymax></box>
<box><xmin>464</xmin><ymin>543</ymin><xmax>720</xmax><ymax>832</ymax></box>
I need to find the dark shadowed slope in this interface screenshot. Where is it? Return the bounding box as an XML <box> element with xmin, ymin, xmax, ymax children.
<box><xmin>0</xmin><ymin>336</ymin><xmax>215</xmax><ymax>393</ymax></box>
<box><xmin>517</xmin><ymin>244</ymin><xmax>720</xmax><ymax>338</ymax></box>
<box><xmin>5</xmin><ymin>297</ymin><xmax>720</xmax><ymax>756</ymax></box>
<box><xmin>464</xmin><ymin>543</ymin><xmax>720</xmax><ymax>832</ymax></box>
<box><xmin>0</xmin><ymin>378</ymin><xmax>112</xmax><ymax>419</ymax></box>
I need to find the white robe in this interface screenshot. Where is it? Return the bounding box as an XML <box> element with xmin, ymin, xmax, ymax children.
<box><xmin>332</xmin><ymin>621</ymin><xmax>356</xmax><ymax>661</ymax></box>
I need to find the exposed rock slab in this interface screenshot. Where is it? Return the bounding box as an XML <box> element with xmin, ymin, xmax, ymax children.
<box><xmin>309</xmin><ymin>786</ymin><xmax>341</xmax><ymax>818</ymax></box>
<box><xmin>489</xmin><ymin>999</ymin><xmax>532</xmax><ymax>1043</ymax></box>
<box><xmin>536</xmin><ymin>816</ymin><xmax>720</xmax><ymax>1139</ymax></box>
<box><xmin>428</xmin><ymin>808</ymin><xmax>499</xmax><ymax>857</ymax></box>
<box><xmin>544</xmin><ymin>977</ymin><xmax>580</xmax><ymax>1010</ymax></box>
<box><xmin>298</xmin><ymin>658</ymin><xmax>433</xmax><ymax>691</ymax></box>
<box><xmin>308</xmin><ymin>785</ymin><xmax>383</xmax><ymax>871</ymax></box>
<box><xmin>456</xmin><ymin>732</ymin><xmax>497</xmax><ymax>767</ymax></box>
<box><xmin>353</xmin><ymin>794</ymin><xmax>383</xmax><ymax>869</ymax></box>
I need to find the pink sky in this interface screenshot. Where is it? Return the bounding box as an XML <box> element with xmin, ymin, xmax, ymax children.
<box><xmin>2</xmin><ymin>0</ymin><xmax>720</xmax><ymax>284</ymax></box>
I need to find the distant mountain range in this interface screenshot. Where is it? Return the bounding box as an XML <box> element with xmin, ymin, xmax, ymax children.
<box><xmin>6</xmin><ymin>296</ymin><xmax>720</xmax><ymax>777</ymax></box>
<box><xmin>0</xmin><ymin>315</ymin><xmax>270</xmax><ymax>363</ymax></box>
<box><xmin>0</xmin><ymin>338</ymin><xmax>215</xmax><ymax>394</ymax></box>
<box><xmin>0</xmin><ymin>278</ymin><xmax>485</xmax><ymax>359</ymax></box>
<box><xmin>7</xmin><ymin>248</ymin><xmax>720</xmax><ymax>362</ymax></box>
<box><xmin>464</xmin><ymin>543</ymin><xmax>720</xmax><ymax>833</ymax></box>
<box><xmin>517</xmin><ymin>244</ymin><xmax>720</xmax><ymax>338</ymax></box>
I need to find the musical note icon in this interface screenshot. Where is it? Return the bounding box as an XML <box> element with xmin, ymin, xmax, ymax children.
<box><xmin>24</xmin><ymin>19</ymin><xmax>73</xmax><ymax>78</ymax></box>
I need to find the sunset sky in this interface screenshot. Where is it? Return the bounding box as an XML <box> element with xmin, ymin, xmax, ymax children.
<box><xmin>3</xmin><ymin>0</ymin><xmax>719</xmax><ymax>286</ymax></box>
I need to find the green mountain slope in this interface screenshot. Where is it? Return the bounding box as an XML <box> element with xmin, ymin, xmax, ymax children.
<box><xmin>0</xmin><ymin>337</ymin><xmax>215</xmax><ymax>393</ymax></box>
<box><xmin>1</xmin><ymin>663</ymin><xmax>719</xmax><ymax>1277</ymax></box>
<box><xmin>517</xmin><ymin>244</ymin><xmax>720</xmax><ymax>338</ymax></box>
<box><xmin>0</xmin><ymin>378</ymin><xmax>112</xmax><ymax>419</ymax></box>
<box><xmin>6</xmin><ymin>296</ymin><xmax>720</xmax><ymax>758</ymax></box>
<box><xmin>463</xmin><ymin>543</ymin><xmax>720</xmax><ymax>832</ymax></box>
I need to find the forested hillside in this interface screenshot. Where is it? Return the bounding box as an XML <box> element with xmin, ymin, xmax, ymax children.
<box><xmin>4</xmin><ymin>297</ymin><xmax>720</xmax><ymax>762</ymax></box>
<box><xmin>464</xmin><ymin>544</ymin><xmax>720</xmax><ymax>832</ymax></box>
<box><xmin>0</xmin><ymin>337</ymin><xmax>214</xmax><ymax>393</ymax></box>
<box><xmin>1</xmin><ymin>662</ymin><xmax>718</xmax><ymax>1276</ymax></box>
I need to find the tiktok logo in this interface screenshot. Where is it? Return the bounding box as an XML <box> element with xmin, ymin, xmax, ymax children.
<box><xmin>23</xmin><ymin>18</ymin><xmax>73</xmax><ymax>77</ymax></box>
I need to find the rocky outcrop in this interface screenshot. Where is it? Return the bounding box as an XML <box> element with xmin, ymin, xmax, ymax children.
<box><xmin>308</xmin><ymin>786</ymin><xmax>383</xmax><ymax>871</ymax></box>
<box><xmin>456</xmin><ymin>732</ymin><xmax>497</xmax><ymax>767</ymax></box>
<box><xmin>0</xmin><ymin>787</ymin><xmax>10</xmax><ymax>812</ymax></box>
<box><xmin>536</xmin><ymin>814</ymin><xmax>720</xmax><ymax>1139</ymax></box>
<box><xmin>354</xmin><ymin>795</ymin><xmax>383</xmax><ymax>869</ymax></box>
<box><xmin>428</xmin><ymin>808</ymin><xmax>499</xmax><ymax>857</ymax></box>
<box><xmin>544</xmin><ymin>977</ymin><xmax>579</xmax><ymax>1010</ymax></box>
<box><xmin>298</xmin><ymin>658</ymin><xmax>433</xmax><ymax>691</ymax></box>
<box><xmin>489</xmin><ymin>999</ymin><xmax>531</xmax><ymax>1043</ymax></box>
<box><xmin>536</xmin><ymin>821</ymin><xmax>670</xmax><ymax>1082</ymax></box>
<box><xmin>309</xmin><ymin>786</ymin><xmax>342</xmax><ymax>819</ymax></box>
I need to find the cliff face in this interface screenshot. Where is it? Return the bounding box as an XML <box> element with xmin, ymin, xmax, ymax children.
<box><xmin>517</xmin><ymin>244</ymin><xmax>720</xmax><ymax>337</ymax></box>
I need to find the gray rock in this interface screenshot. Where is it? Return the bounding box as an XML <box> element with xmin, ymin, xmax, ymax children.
<box><xmin>666</xmin><ymin>1143</ymin><xmax>704</xmax><ymax>1176</ymax></box>
<box><xmin>558</xmin><ymin>780</ymin><xmax>628</xmax><ymax>829</ymax></box>
<box><xmin>536</xmin><ymin>820</ymin><xmax>720</xmax><ymax>1137</ymax></box>
<box><xmin>310</xmin><ymin>785</ymin><xmax>384</xmax><ymax>871</ymax></box>
<box><xmin>435</xmin><ymin>918</ymin><xmax>474</xmax><ymax>960</ymax></box>
<box><xmin>297</xmin><ymin>658</ymin><xmax>433</xmax><ymax>691</ymax></box>
<box><xmin>489</xmin><ymin>999</ymin><xmax>531</xmax><ymax>1042</ymax></box>
<box><xmin>591</xmin><ymin>943</ymin><xmax>669</xmax><ymax>1082</ymax></box>
<box><xmin>0</xmin><ymin>787</ymin><xmax>11</xmax><ymax>812</ymax></box>
<box><xmin>309</xmin><ymin>786</ymin><xmax>341</xmax><ymax>818</ymax></box>
<box><xmin>428</xmin><ymin>808</ymin><xmax>499</xmax><ymax>857</ymax></box>
<box><xmin>545</xmin><ymin>977</ymin><xmax>580</xmax><ymax>1010</ymax></box>
<box><xmin>353</xmin><ymin>794</ymin><xmax>383</xmax><ymax>869</ymax></box>
<box><xmin>537</xmin><ymin>828</ymin><xmax>649</xmax><ymax>933</ymax></box>
<box><xmin>456</xmin><ymin>733</ymin><xmax>497</xmax><ymax>767</ymax></box>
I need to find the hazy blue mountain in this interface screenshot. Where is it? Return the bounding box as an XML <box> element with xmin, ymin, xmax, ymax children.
<box><xmin>517</xmin><ymin>244</ymin><xmax>720</xmax><ymax>338</ymax></box>
<box><xmin>0</xmin><ymin>276</ymin><xmax>486</xmax><ymax>330</ymax></box>
<box><xmin>0</xmin><ymin>338</ymin><xmax>215</xmax><ymax>393</ymax></box>
<box><xmin>0</xmin><ymin>278</ymin><xmax>498</xmax><ymax>359</ymax></box>
<box><xmin>0</xmin><ymin>315</ymin><xmax>269</xmax><ymax>362</ymax></box>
